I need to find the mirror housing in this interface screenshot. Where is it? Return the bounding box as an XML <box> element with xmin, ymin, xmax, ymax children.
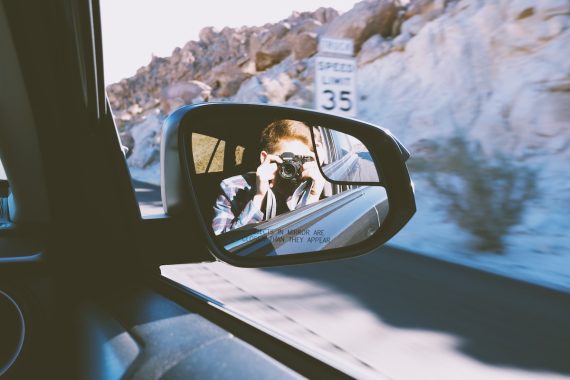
<box><xmin>161</xmin><ymin>103</ymin><xmax>415</xmax><ymax>267</ymax></box>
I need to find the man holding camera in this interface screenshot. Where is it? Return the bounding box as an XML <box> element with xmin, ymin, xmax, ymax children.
<box><xmin>211</xmin><ymin>119</ymin><xmax>326</xmax><ymax>235</ymax></box>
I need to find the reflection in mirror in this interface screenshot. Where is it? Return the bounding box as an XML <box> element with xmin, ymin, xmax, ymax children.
<box><xmin>188</xmin><ymin>117</ymin><xmax>388</xmax><ymax>258</ymax></box>
<box><xmin>313</xmin><ymin>126</ymin><xmax>380</xmax><ymax>183</ymax></box>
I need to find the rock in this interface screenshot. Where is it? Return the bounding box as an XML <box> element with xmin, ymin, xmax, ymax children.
<box><xmin>206</xmin><ymin>62</ymin><xmax>250</xmax><ymax>97</ymax></box>
<box><xmin>491</xmin><ymin>0</ymin><xmax>570</xmax><ymax>53</ymax></box>
<box><xmin>357</xmin><ymin>35</ymin><xmax>392</xmax><ymax>65</ymax></box>
<box><xmin>357</xmin><ymin>0</ymin><xmax>570</xmax><ymax>260</ymax></box>
<box><xmin>199</xmin><ymin>26</ymin><xmax>218</xmax><ymax>44</ymax></box>
<box><xmin>323</xmin><ymin>0</ymin><xmax>399</xmax><ymax>53</ymax></box>
<box><xmin>295</xmin><ymin>19</ymin><xmax>322</xmax><ymax>34</ymax></box>
<box><xmin>401</xmin><ymin>14</ymin><xmax>427</xmax><ymax>36</ymax></box>
<box><xmin>313</xmin><ymin>7</ymin><xmax>339</xmax><ymax>24</ymax></box>
<box><xmin>285</xmin><ymin>84</ymin><xmax>313</xmax><ymax>108</ymax></box>
<box><xmin>292</xmin><ymin>32</ymin><xmax>318</xmax><ymax>59</ymax></box>
<box><xmin>106</xmin><ymin>8</ymin><xmax>343</xmax><ymax>119</ymax></box>
<box><xmin>241</xmin><ymin>60</ymin><xmax>257</xmax><ymax>76</ymax></box>
<box><xmin>404</xmin><ymin>0</ymin><xmax>447</xmax><ymax>21</ymax></box>
<box><xmin>392</xmin><ymin>32</ymin><xmax>411</xmax><ymax>51</ymax></box>
<box><xmin>356</xmin><ymin>0</ymin><xmax>570</xmax><ymax>173</ymax></box>
<box><xmin>159</xmin><ymin>81</ymin><xmax>211</xmax><ymax>114</ymax></box>
<box><xmin>261</xmin><ymin>73</ymin><xmax>297</xmax><ymax>103</ymax></box>
<box><xmin>127</xmin><ymin>103</ymin><xmax>143</xmax><ymax>116</ymax></box>
<box><xmin>538</xmin><ymin>0</ymin><xmax>570</xmax><ymax>20</ymax></box>
<box><xmin>115</xmin><ymin>110</ymin><xmax>133</xmax><ymax>122</ymax></box>
<box><xmin>254</xmin><ymin>40</ymin><xmax>292</xmax><ymax>71</ymax></box>
<box><xmin>231</xmin><ymin>58</ymin><xmax>305</xmax><ymax>104</ymax></box>
<box><xmin>126</xmin><ymin>113</ymin><xmax>163</xmax><ymax>169</ymax></box>
<box><xmin>232</xmin><ymin>77</ymin><xmax>268</xmax><ymax>103</ymax></box>
<box><xmin>250</xmin><ymin>23</ymin><xmax>293</xmax><ymax>71</ymax></box>
<box><xmin>119</xmin><ymin>131</ymin><xmax>135</xmax><ymax>156</ymax></box>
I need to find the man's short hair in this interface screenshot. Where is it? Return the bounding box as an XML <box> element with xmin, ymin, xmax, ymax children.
<box><xmin>261</xmin><ymin>119</ymin><xmax>313</xmax><ymax>153</ymax></box>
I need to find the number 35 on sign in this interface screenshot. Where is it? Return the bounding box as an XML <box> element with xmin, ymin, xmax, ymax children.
<box><xmin>315</xmin><ymin>56</ymin><xmax>357</xmax><ymax>117</ymax></box>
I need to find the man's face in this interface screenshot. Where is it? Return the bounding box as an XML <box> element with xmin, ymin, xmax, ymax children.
<box><xmin>272</xmin><ymin>139</ymin><xmax>313</xmax><ymax>157</ymax></box>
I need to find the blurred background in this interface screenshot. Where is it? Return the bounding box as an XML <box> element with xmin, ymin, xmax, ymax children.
<box><xmin>101</xmin><ymin>0</ymin><xmax>570</xmax><ymax>378</ymax></box>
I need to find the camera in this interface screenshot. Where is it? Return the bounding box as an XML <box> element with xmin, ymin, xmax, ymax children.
<box><xmin>277</xmin><ymin>152</ymin><xmax>314</xmax><ymax>184</ymax></box>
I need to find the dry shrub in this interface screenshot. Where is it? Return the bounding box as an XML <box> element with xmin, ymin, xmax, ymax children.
<box><xmin>410</xmin><ymin>137</ymin><xmax>536</xmax><ymax>252</ymax></box>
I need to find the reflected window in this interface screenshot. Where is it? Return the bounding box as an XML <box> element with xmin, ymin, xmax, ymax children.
<box><xmin>192</xmin><ymin>133</ymin><xmax>225</xmax><ymax>174</ymax></box>
<box><xmin>235</xmin><ymin>145</ymin><xmax>245</xmax><ymax>166</ymax></box>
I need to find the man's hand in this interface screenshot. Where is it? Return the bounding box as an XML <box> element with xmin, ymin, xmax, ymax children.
<box><xmin>252</xmin><ymin>154</ymin><xmax>282</xmax><ymax>210</ymax></box>
<box><xmin>301</xmin><ymin>160</ymin><xmax>326</xmax><ymax>203</ymax></box>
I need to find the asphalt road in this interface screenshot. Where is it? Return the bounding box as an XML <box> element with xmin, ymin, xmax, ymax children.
<box><xmin>135</xmin><ymin>180</ymin><xmax>570</xmax><ymax>379</ymax></box>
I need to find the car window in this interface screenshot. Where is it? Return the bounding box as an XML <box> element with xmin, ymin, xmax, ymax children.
<box><xmin>192</xmin><ymin>133</ymin><xmax>246</xmax><ymax>174</ymax></box>
<box><xmin>100</xmin><ymin>0</ymin><xmax>570</xmax><ymax>378</ymax></box>
<box><xmin>235</xmin><ymin>145</ymin><xmax>244</xmax><ymax>166</ymax></box>
<box><xmin>330</xmin><ymin>130</ymin><xmax>362</xmax><ymax>159</ymax></box>
<box><xmin>192</xmin><ymin>133</ymin><xmax>225</xmax><ymax>174</ymax></box>
<box><xmin>101</xmin><ymin>1</ymin><xmax>358</xmax><ymax>217</ymax></box>
<box><xmin>317</xmin><ymin>127</ymin><xmax>353</xmax><ymax>193</ymax></box>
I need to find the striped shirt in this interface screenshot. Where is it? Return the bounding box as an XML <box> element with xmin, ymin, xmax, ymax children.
<box><xmin>212</xmin><ymin>173</ymin><xmax>265</xmax><ymax>235</ymax></box>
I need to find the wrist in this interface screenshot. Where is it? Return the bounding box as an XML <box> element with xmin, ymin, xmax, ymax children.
<box><xmin>252</xmin><ymin>194</ymin><xmax>265</xmax><ymax>209</ymax></box>
<box><xmin>309</xmin><ymin>182</ymin><xmax>324</xmax><ymax>196</ymax></box>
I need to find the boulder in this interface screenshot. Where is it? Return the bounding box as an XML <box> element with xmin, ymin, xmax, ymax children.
<box><xmin>313</xmin><ymin>7</ymin><xmax>339</xmax><ymax>24</ymax></box>
<box><xmin>285</xmin><ymin>84</ymin><xmax>313</xmax><ymax>108</ymax></box>
<box><xmin>199</xmin><ymin>26</ymin><xmax>218</xmax><ymax>45</ymax></box>
<box><xmin>292</xmin><ymin>32</ymin><xmax>318</xmax><ymax>60</ymax></box>
<box><xmin>404</xmin><ymin>0</ymin><xmax>447</xmax><ymax>21</ymax></box>
<box><xmin>231</xmin><ymin>58</ymin><xmax>304</xmax><ymax>104</ymax></box>
<box><xmin>392</xmin><ymin>32</ymin><xmax>411</xmax><ymax>51</ymax></box>
<box><xmin>261</xmin><ymin>73</ymin><xmax>297</xmax><ymax>103</ymax></box>
<box><xmin>119</xmin><ymin>131</ymin><xmax>135</xmax><ymax>156</ymax></box>
<box><xmin>323</xmin><ymin>0</ymin><xmax>399</xmax><ymax>53</ymax></box>
<box><xmin>207</xmin><ymin>62</ymin><xmax>250</xmax><ymax>98</ymax></box>
<box><xmin>254</xmin><ymin>40</ymin><xmax>292</xmax><ymax>71</ymax></box>
<box><xmin>294</xmin><ymin>19</ymin><xmax>322</xmax><ymax>34</ymax></box>
<box><xmin>126</xmin><ymin>112</ymin><xmax>163</xmax><ymax>169</ymax></box>
<box><xmin>232</xmin><ymin>77</ymin><xmax>267</xmax><ymax>103</ymax></box>
<box><xmin>159</xmin><ymin>81</ymin><xmax>211</xmax><ymax>114</ymax></box>
<box><xmin>401</xmin><ymin>14</ymin><xmax>427</xmax><ymax>36</ymax></box>
<box><xmin>357</xmin><ymin>35</ymin><xmax>392</xmax><ymax>65</ymax></box>
<box><xmin>250</xmin><ymin>23</ymin><xmax>293</xmax><ymax>71</ymax></box>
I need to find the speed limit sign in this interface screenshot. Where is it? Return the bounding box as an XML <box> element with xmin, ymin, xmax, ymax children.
<box><xmin>314</xmin><ymin>41</ymin><xmax>356</xmax><ymax>117</ymax></box>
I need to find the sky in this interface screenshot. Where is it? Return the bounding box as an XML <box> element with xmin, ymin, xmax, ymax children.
<box><xmin>100</xmin><ymin>0</ymin><xmax>358</xmax><ymax>84</ymax></box>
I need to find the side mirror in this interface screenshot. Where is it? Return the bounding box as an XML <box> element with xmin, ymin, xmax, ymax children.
<box><xmin>161</xmin><ymin>103</ymin><xmax>415</xmax><ymax>267</ymax></box>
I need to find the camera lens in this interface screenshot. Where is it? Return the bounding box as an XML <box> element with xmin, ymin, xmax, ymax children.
<box><xmin>279</xmin><ymin>163</ymin><xmax>297</xmax><ymax>179</ymax></box>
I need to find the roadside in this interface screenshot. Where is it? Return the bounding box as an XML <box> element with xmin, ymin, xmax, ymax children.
<box><xmin>162</xmin><ymin>246</ymin><xmax>570</xmax><ymax>380</ymax></box>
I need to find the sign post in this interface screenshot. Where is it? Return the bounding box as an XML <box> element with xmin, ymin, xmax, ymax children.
<box><xmin>315</xmin><ymin>37</ymin><xmax>356</xmax><ymax>117</ymax></box>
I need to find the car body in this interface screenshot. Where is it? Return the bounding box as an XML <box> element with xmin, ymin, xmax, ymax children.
<box><xmin>218</xmin><ymin>186</ymin><xmax>388</xmax><ymax>256</ymax></box>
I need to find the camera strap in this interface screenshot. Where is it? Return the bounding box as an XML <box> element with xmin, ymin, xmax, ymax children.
<box><xmin>264</xmin><ymin>189</ymin><xmax>278</xmax><ymax>220</ymax></box>
<box><xmin>263</xmin><ymin>180</ymin><xmax>312</xmax><ymax>221</ymax></box>
<box><xmin>286</xmin><ymin>180</ymin><xmax>312</xmax><ymax>211</ymax></box>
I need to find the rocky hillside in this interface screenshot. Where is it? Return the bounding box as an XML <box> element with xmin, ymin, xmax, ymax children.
<box><xmin>356</xmin><ymin>0</ymin><xmax>570</xmax><ymax>257</ymax></box>
<box><xmin>107</xmin><ymin>1</ymin><xmax>400</xmax><ymax>124</ymax></box>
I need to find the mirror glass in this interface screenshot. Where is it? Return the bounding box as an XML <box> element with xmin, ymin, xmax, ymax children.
<box><xmin>313</xmin><ymin>126</ymin><xmax>380</xmax><ymax>183</ymax></box>
<box><xmin>187</xmin><ymin>117</ymin><xmax>388</xmax><ymax>258</ymax></box>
